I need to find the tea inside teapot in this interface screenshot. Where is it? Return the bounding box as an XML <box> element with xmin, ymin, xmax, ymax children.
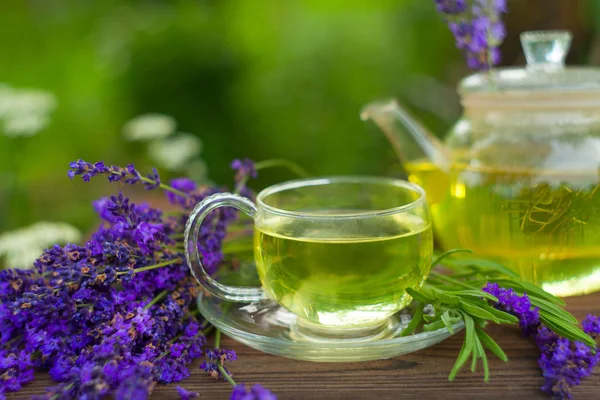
<box><xmin>362</xmin><ymin>30</ymin><xmax>600</xmax><ymax>297</ymax></box>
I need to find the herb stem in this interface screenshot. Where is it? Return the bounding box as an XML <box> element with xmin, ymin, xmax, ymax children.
<box><xmin>144</xmin><ymin>290</ymin><xmax>168</xmax><ymax>310</ymax></box>
<box><xmin>215</xmin><ymin>329</ymin><xmax>237</xmax><ymax>387</ymax></box>
<box><xmin>117</xmin><ymin>258</ymin><xmax>182</xmax><ymax>275</ymax></box>
<box><xmin>429</xmin><ymin>271</ymin><xmax>477</xmax><ymax>290</ymax></box>
<box><xmin>140</xmin><ymin>176</ymin><xmax>191</xmax><ymax>199</ymax></box>
<box><xmin>254</xmin><ymin>158</ymin><xmax>310</xmax><ymax>178</ymax></box>
<box><xmin>202</xmin><ymin>325</ymin><xmax>214</xmax><ymax>337</ymax></box>
<box><xmin>107</xmin><ymin>170</ymin><xmax>190</xmax><ymax>199</ymax></box>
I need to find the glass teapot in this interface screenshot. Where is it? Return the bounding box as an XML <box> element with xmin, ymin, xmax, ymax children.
<box><xmin>362</xmin><ymin>31</ymin><xmax>600</xmax><ymax>297</ymax></box>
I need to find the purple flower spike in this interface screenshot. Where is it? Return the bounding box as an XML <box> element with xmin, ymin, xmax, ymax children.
<box><xmin>483</xmin><ymin>283</ymin><xmax>540</xmax><ymax>336</ymax></box>
<box><xmin>231</xmin><ymin>384</ymin><xmax>277</xmax><ymax>400</ymax></box>
<box><xmin>434</xmin><ymin>0</ymin><xmax>467</xmax><ymax>14</ymax></box>
<box><xmin>176</xmin><ymin>386</ymin><xmax>199</xmax><ymax>400</ymax></box>
<box><xmin>582</xmin><ymin>315</ymin><xmax>600</xmax><ymax>338</ymax></box>
<box><xmin>484</xmin><ymin>283</ymin><xmax>600</xmax><ymax>399</ymax></box>
<box><xmin>167</xmin><ymin>178</ymin><xmax>197</xmax><ymax>205</ymax></box>
<box><xmin>434</xmin><ymin>0</ymin><xmax>507</xmax><ymax>69</ymax></box>
<box><xmin>231</xmin><ymin>158</ymin><xmax>257</xmax><ymax>198</ymax></box>
<box><xmin>144</xmin><ymin>168</ymin><xmax>161</xmax><ymax>190</ymax></box>
<box><xmin>68</xmin><ymin>159</ymin><xmax>108</xmax><ymax>181</ymax></box>
<box><xmin>134</xmin><ymin>222</ymin><xmax>165</xmax><ymax>254</ymax></box>
<box><xmin>231</xmin><ymin>158</ymin><xmax>257</xmax><ymax>182</ymax></box>
<box><xmin>68</xmin><ymin>160</ymin><xmax>158</xmax><ymax>189</ymax></box>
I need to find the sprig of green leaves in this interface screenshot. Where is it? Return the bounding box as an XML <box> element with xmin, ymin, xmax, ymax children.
<box><xmin>416</xmin><ymin>249</ymin><xmax>595</xmax><ymax>381</ymax></box>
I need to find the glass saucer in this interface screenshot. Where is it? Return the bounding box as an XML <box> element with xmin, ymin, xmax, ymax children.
<box><xmin>197</xmin><ymin>293</ymin><xmax>463</xmax><ymax>362</ymax></box>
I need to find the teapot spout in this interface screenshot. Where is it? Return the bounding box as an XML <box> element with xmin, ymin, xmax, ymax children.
<box><xmin>361</xmin><ymin>99</ymin><xmax>450</xmax><ymax>172</ymax></box>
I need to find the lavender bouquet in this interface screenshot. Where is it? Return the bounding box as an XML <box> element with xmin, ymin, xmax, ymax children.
<box><xmin>0</xmin><ymin>158</ymin><xmax>276</xmax><ymax>400</ymax></box>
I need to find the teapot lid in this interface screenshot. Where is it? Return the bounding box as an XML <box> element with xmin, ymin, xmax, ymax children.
<box><xmin>459</xmin><ymin>30</ymin><xmax>600</xmax><ymax>107</ymax></box>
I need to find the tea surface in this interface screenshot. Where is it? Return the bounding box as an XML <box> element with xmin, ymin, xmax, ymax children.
<box><xmin>406</xmin><ymin>159</ymin><xmax>600</xmax><ymax>296</ymax></box>
<box><xmin>254</xmin><ymin>215</ymin><xmax>432</xmax><ymax>328</ymax></box>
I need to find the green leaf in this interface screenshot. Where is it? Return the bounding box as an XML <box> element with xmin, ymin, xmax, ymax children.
<box><xmin>474</xmin><ymin>334</ymin><xmax>489</xmax><ymax>382</ymax></box>
<box><xmin>428</xmin><ymin>271</ymin><xmax>479</xmax><ymax>290</ymax></box>
<box><xmin>432</xmin><ymin>289</ymin><xmax>460</xmax><ymax>306</ymax></box>
<box><xmin>470</xmin><ymin>338</ymin><xmax>479</xmax><ymax>373</ymax></box>
<box><xmin>441</xmin><ymin>310</ymin><xmax>455</xmax><ymax>334</ymax></box>
<box><xmin>423</xmin><ymin>313</ymin><xmax>437</xmax><ymax>323</ymax></box>
<box><xmin>540</xmin><ymin>315</ymin><xmax>596</xmax><ymax>349</ymax></box>
<box><xmin>476</xmin><ymin>328</ymin><xmax>508</xmax><ymax>362</ymax></box>
<box><xmin>401</xmin><ymin>302</ymin><xmax>423</xmax><ymax>337</ymax></box>
<box><xmin>491</xmin><ymin>279</ymin><xmax>565</xmax><ymax>307</ymax></box>
<box><xmin>440</xmin><ymin>257</ymin><xmax>519</xmax><ymax>279</ymax></box>
<box><xmin>459</xmin><ymin>300</ymin><xmax>498</xmax><ymax>322</ymax></box>
<box><xmin>454</xmin><ymin>290</ymin><xmax>499</xmax><ymax>303</ymax></box>
<box><xmin>432</xmin><ymin>249</ymin><xmax>473</xmax><ymax>267</ymax></box>
<box><xmin>449</xmin><ymin>313</ymin><xmax>474</xmax><ymax>381</ymax></box>
<box><xmin>530</xmin><ymin>297</ymin><xmax>577</xmax><ymax>324</ymax></box>
<box><xmin>448</xmin><ymin>340</ymin><xmax>470</xmax><ymax>381</ymax></box>
<box><xmin>538</xmin><ymin>309</ymin><xmax>578</xmax><ymax>330</ymax></box>
<box><xmin>406</xmin><ymin>287</ymin><xmax>432</xmax><ymax>303</ymax></box>
<box><xmin>462</xmin><ymin>300</ymin><xmax>519</xmax><ymax>324</ymax></box>
<box><xmin>424</xmin><ymin>320</ymin><xmax>447</xmax><ymax>332</ymax></box>
<box><xmin>520</xmin><ymin>281</ymin><xmax>565</xmax><ymax>306</ymax></box>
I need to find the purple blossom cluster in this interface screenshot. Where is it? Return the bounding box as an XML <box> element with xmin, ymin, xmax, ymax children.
<box><xmin>536</xmin><ymin>326</ymin><xmax>599</xmax><ymax>399</ymax></box>
<box><xmin>0</xmin><ymin>159</ymin><xmax>275</xmax><ymax>400</ymax></box>
<box><xmin>231</xmin><ymin>158</ymin><xmax>258</xmax><ymax>198</ymax></box>
<box><xmin>199</xmin><ymin>348</ymin><xmax>238</xmax><ymax>380</ymax></box>
<box><xmin>484</xmin><ymin>283</ymin><xmax>600</xmax><ymax>399</ymax></box>
<box><xmin>231</xmin><ymin>384</ymin><xmax>278</xmax><ymax>400</ymax></box>
<box><xmin>483</xmin><ymin>283</ymin><xmax>540</xmax><ymax>335</ymax></box>
<box><xmin>434</xmin><ymin>0</ymin><xmax>507</xmax><ymax>69</ymax></box>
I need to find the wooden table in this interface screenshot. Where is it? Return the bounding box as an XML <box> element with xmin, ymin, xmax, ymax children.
<box><xmin>10</xmin><ymin>293</ymin><xmax>600</xmax><ymax>399</ymax></box>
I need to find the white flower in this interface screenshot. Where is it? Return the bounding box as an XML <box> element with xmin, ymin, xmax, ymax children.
<box><xmin>0</xmin><ymin>84</ymin><xmax>57</xmax><ymax>137</ymax></box>
<box><xmin>3</xmin><ymin>114</ymin><xmax>50</xmax><ymax>137</ymax></box>
<box><xmin>123</xmin><ymin>113</ymin><xmax>176</xmax><ymax>141</ymax></box>
<box><xmin>0</xmin><ymin>222</ymin><xmax>82</xmax><ymax>269</ymax></box>
<box><xmin>147</xmin><ymin>133</ymin><xmax>202</xmax><ymax>170</ymax></box>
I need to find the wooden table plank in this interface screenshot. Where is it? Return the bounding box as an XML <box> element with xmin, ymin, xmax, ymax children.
<box><xmin>8</xmin><ymin>294</ymin><xmax>600</xmax><ymax>399</ymax></box>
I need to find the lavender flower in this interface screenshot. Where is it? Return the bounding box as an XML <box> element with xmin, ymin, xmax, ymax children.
<box><xmin>231</xmin><ymin>158</ymin><xmax>257</xmax><ymax>182</ymax></box>
<box><xmin>538</xmin><ymin>337</ymin><xmax>599</xmax><ymax>399</ymax></box>
<box><xmin>434</xmin><ymin>0</ymin><xmax>507</xmax><ymax>69</ymax></box>
<box><xmin>231</xmin><ymin>384</ymin><xmax>277</xmax><ymax>400</ymax></box>
<box><xmin>582</xmin><ymin>315</ymin><xmax>600</xmax><ymax>338</ymax></box>
<box><xmin>206</xmin><ymin>348</ymin><xmax>238</xmax><ymax>362</ymax></box>
<box><xmin>434</xmin><ymin>0</ymin><xmax>467</xmax><ymax>14</ymax></box>
<box><xmin>0</xmin><ymin>159</ymin><xmax>275</xmax><ymax>399</ymax></box>
<box><xmin>167</xmin><ymin>178</ymin><xmax>197</xmax><ymax>205</ymax></box>
<box><xmin>176</xmin><ymin>386</ymin><xmax>199</xmax><ymax>400</ymax></box>
<box><xmin>483</xmin><ymin>283</ymin><xmax>540</xmax><ymax>335</ymax></box>
<box><xmin>144</xmin><ymin>168</ymin><xmax>161</xmax><ymax>190</ymax></box>
<box><xmin>68</xmin><ymin>160</ymin><xmax>159</xmax><ymax>189</ymax></box>
<box><xmin>231</xmin><ymin>158</ymin><xmax>258</xmax><ymax>199</ymax></box>
<box><xmin>484</xmin><ymin>283</ymin><xmax>600</xmax><ymax>399</ymax></box>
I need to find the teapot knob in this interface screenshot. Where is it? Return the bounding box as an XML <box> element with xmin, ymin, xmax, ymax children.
<box><xmin>520</xmin><ymin>30</ymin><xmax>572</xmax><ymax>71</ymax></box>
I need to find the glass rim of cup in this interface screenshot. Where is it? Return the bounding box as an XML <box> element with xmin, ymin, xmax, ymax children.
<box><xmin>256</xmin><ymin>175</ymin><xmax>426</xmax><ymax>220</ymax></box>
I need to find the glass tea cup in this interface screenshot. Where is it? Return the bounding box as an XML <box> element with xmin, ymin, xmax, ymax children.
<box><xmin>185</xmin><ymin>176</ymin><xmax>433</xmax><ymax>340</ymax></box>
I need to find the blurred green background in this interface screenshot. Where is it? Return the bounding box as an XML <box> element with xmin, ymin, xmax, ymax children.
<box><xmin>0</xmin><ymin>0</ymin><xmax>598</xmax><ymax>249</ymax></box>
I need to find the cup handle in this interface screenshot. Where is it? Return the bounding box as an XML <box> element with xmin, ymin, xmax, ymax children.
<box><xmin>184</xmin><ymin>192</ymin><xmax>266</xmax><ymax>302</ymax></box>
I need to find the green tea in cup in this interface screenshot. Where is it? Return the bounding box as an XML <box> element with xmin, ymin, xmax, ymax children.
<box><xmin>185</xmin><ymin>176</ymin><xmax>433</xmax><ymax>340</ymax></box>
